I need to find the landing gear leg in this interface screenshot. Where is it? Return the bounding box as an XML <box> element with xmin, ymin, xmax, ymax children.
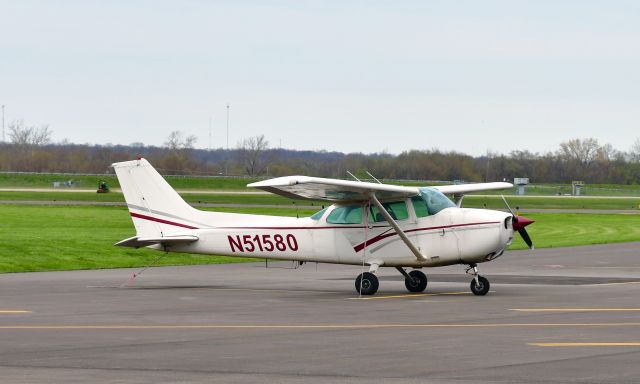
<box><xmin>465</xmin><ymin>264</ymin><xmax>490</xmax><ymax>296</ymax></box>
<box><xmin>396</xmin><ymin>267</ymin><xmax>428</xmax><ymax>293</ymax></box>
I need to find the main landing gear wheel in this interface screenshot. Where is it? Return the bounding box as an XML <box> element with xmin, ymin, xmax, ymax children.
<box><xmin>405</xmin><ymin>270</ymin><xmax>428</xmax><ymax>293</ymax></box>
<box><xmin>355</xmin><ymin>272</ymin><xmax>379</xmax><ymax>295</ymax></box>
<box><xmin>470</xmin><ymin>276</ymin><xmax>490</xmax><ymax>296</ymax></box>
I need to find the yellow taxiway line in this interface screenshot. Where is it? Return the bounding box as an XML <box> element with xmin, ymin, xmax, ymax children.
<box><xmin>587</xmin><ymin>281</ymin><xmax>640</xmax><ymax>287</ymax></box>
<box><xmin>511</xmin><ymin>308</ymin><xmax>640</xmax><ymax>312</ymax></box>
<box><xmin>529</xmin><ymin>342</ymin><xmax>640</xmax><ymax>347</ymax></box>
<box><xmin>91</xmin><ymin>286</ymin><xmax>344</xmax><ymax>294</ymax></box>
<box><xmin>0</xmin><ymin>310</ymin><xmax>32</xmax><ymax>314</ymax></box>
<box><xmin>348</xmin><ymin>291</ymin><xmax>473</xmax><ymax>300</ymax></box>
<box><xmin>2</xmin><ymin>322</ymin><xmax>640</xmax><ymax>330</ymax></box>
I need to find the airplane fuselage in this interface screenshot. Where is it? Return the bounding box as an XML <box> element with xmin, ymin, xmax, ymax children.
<box><xmin>160</xmin><ymin>206</ymin><xmax>514</xmax><ymax>268</ymax></box>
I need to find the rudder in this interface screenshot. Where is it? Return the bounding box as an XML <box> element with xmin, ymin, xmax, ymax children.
<box><xmin>112</xmin><ymin>158</ymin><xmax>199</xmax><ymax>238</ymax></box>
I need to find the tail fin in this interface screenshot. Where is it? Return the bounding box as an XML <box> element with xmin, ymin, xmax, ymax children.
<box><xmin>112</xmin><ymin>158</ymin><xmax>200</xmax><ymax>238</ymax></box>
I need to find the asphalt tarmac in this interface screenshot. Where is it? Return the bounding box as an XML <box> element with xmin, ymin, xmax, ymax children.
<box><xmin>1</xmin><ymin>242</ymin><xmax>640</xmax><ymax>383</ymax></box>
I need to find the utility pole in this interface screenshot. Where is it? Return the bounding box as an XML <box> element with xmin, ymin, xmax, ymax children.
<box><xmin>225</xmin><ymin>103</ymin><xmax>230</xmax><ymax>150</ymax></box>
<box><xmin>1</xmin><ymin>105</ymin><xmax>4</xmax><ymax>143</ymax></box>
<box><xmin>225</xmin><ymin>103</ymin><xmax>230</xmax><ymax>176</ymax></box>
<box><xmin>208</xmin><ymin>116</ymin><xmax>212</xmax><ymax>151</ymax></box>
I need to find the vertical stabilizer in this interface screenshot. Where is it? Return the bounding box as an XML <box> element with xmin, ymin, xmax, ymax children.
<box><xmin>112</xmin><ymin>158</ymin><xmax>199</xmax><ymax>238</ymax></box>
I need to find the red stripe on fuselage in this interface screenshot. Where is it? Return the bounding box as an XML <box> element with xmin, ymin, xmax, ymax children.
<box><xmin>128</xmin><ymin>213</ymin><xmax>499</xmax><ymax>249</ymax></box>
<box><xmin>353</xmin><ymin>221</ymin><xmax>501</xmax><ymax>252</ymax></box>
<box><xmin>130</xmin><ymin>212</ymin><xmax>199</xmax><ymax>229</ymax></box>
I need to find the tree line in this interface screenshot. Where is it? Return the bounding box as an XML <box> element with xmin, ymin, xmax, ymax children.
<box><xmin>1</xmin><ymin>121</ymin><xmax>640</xmax><ymax>184</ymax></box>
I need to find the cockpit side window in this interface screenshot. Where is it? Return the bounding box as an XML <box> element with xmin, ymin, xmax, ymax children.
<box><xmin>411</xmin><ymin>196</ymin><xmax>430</xmax><ymax>218</ymax></box>
<box><xmin>368</xmin><ymin>200</ymin><xmax>409</xmax><ymax>223</ymax></box>
<box><xmin>326</xmin><ymin>205</ymin><xmax>363</xmax><ymax>224</ymax></box>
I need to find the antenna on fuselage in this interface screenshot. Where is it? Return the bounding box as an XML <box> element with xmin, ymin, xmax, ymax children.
<box><xmin>346</xmin><ymin>170</ymin><xmax>361</xmax><ymax>182</ymax></box>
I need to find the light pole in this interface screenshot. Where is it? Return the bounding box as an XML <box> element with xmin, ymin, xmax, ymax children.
<box><xmin>1</xmin><ymin>105</ymin><xmax>4</xmax><ymax>143</ymax></box>
<box><xmin>226</xmin><ymin>103</ymin><xmax>230</xmax><ymax>150</ymax></box>
<box><xmin>225</xmin><ymin>103</ymin><xmax>230</xmax><ymax>176</ymax></box>
<box><xmin>208</xmin><ymin>116</ymin><xmax>212</xmax><ymax>151</ymax></box>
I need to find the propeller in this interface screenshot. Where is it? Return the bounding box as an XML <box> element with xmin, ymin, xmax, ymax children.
<box><xmin>500</xmin><ymin>195</ymin><xmax>535</xmax><ymax>249</ymax></box>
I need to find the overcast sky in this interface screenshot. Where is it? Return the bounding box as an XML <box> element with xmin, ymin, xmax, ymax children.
<box><xmin>1</xmin><ymin>0</ymin><xmax>639</xmax><ymax>155</ymax></box>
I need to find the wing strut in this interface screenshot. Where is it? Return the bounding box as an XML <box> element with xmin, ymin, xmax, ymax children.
<box><xmin>369</xmin><ymin>193</ymin><xmax>427</xmax><ymax>262</ymax></box>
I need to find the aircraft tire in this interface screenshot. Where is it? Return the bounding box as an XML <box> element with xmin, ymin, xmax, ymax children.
<box><xmin>355</xmin><ymin>272</ymin><xmax>379</xmax><ymax>295</ymax></box>
<box><xmin>470</xmin><ymin>276</ymin><xmax>490</xmax><ymax>296</ymax></box>
<box><xmin>405</xmin><ymin>270</ymin><xmax>428</xmax><ymax>293</ymax></box>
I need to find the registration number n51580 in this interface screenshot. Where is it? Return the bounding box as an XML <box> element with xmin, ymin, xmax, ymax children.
<box><xmin>228</xmin><ymin>234</ymin><xmax>299</xmax><ymax>253</ymax></box>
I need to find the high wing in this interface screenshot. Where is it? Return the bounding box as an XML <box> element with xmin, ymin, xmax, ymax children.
<box><xmin>248</xmin><ymin>176</ymin><xmax>513</xmax><ymax>202</ymax></box>
<box><xmin>433</xmin><ymin>182</ymin><xmax>514</xmax><ymax>195</ymax></box>
<box><xmin>248</xmin><ymin>176</ymin><xmax>418</xmax><ymax>202</ymax></box>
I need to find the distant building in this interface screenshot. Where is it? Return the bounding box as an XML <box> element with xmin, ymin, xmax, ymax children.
<box><xmin>514</xmin><ymin>178</ymin><xmax>529</xmax><ymax>195</ymax></box>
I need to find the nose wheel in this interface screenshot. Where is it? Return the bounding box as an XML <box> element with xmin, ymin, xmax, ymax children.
<box><xmin>466</xmin><ymin>264</ymin><xmax>490</xmax><ymax>296</ymax></box>
<box><xmin>470</xmin><ymin>275</ymin><xmax>490</xmax><ymax>296</ymax></box>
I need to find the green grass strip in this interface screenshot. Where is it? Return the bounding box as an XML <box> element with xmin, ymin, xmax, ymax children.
<box><xmin>0</xmin><ymin>191</ymin><xmax>328</xmax><ymax>207</ymax></box>
<box><xmin>464</xmin><ymin>195</ymin><xmax>640</xmax><ymax>210</ymax></box>
<box><xmin>2</xmin><ymin>191</ymin><xmax>640</xmax><ymax>210</ymax></box>
<box><xmin>508</xmin><ymin>212</ymin><xmax>640</xmax><ymax>250</ymax></box>
<box><xmin>2</xmin><ymin>204</ymin><xmax>640</xmax><ymax>273</ymax></box>
<box><xmin>0</xmin><ymin>205</ymin><xmax>318</xmax><ymax>273</ymax></box>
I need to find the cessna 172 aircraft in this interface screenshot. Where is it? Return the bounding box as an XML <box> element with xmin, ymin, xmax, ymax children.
<box><xmin>113</xmin><ymin>158</ymin><xmax>534</xmax><ymax>296</ymax></box>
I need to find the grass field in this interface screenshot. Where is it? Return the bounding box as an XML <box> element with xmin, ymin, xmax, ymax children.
<box><xmin>509</xmin><ymin>212</ymin><xmax>640</xmax><ymax>249</ymax></box>
<box><xmin>2</xmin><ymin>190</ymin><xmax>639</xmax><ymax>210</ymax></box>
<box><xmin>2</xmin><ymin>172</ymin><xmax>640</xmax><ymax>196</ymax></box>
<box><xmin>0</xmin><ymin>173</ymin><xmax>261</xmax><ymax>191</ymax></box>
<box><xmin>0</xmin><ymin>190</ymin><xmax>313</xmax><ymax>206</ymax></box>
<box><xmin>0</xmin><ymin>204</ymin><xmax>319</xmax><ymax>273</ymax></box>
<box><xmin>1</xmin><ymin>204</ymin><xmax>639</xmax><ymax>274</ymax></box>
<box><xmin>463</xmin><ymin>195</ymin><xmax>640</xmax><ymax>210</ymax></box>
<box><xmin>478</xmin><ymin>184</ymin><xmax>640</xmax><ymax>197</ymax></box>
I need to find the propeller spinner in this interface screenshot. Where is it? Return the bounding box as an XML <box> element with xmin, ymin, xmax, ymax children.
<box><xmin>500</xmin><ymin>195</ymin><xmax>535</xmax><ymax>249</ymax></box>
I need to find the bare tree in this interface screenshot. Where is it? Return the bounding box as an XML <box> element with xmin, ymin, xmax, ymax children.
<box><xmin>161</xmin><ymin>131</ymin><xmax>199</xmax><ymax>173</ymax></box>
<box><xmin>8</xmin><ymin>120</ymin><xmax>52</xmax><ymax>146</ymax></box>
<box><xmin>238</xmin><ymin>134</ymin><xmax>270</xmax><ymax>176</ymax></box>
<box><xmin>557</xmin><ymin>137</ymin><xmax>599</xmax><ymax>180</ymax></box>
<box><xmin>558</xmin><ymin>137</ymin><xmax>600</xmax><ymax>167</ymax></box>
<box><xmin>8</xmin><ymin>121</ymin><xmax>31</xmax><ymax>145</ymax></box>
<box><xmin>630</xmin><ymin>138</ymin><xmax>640</xmax><ymax>163</ymax></box>
<box><xmin>164</xmin><ymin>131</ymin><xmax>197</xmax><ymax>151</ymax></box>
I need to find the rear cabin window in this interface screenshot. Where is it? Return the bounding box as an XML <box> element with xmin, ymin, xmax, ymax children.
<box><xmin>310</xmin><ymin>207</ymin><xmax>327</xmax><ymax>221</ymax></box>
<box><xmin>411</xmin><ymin>196</ymin><xmax>430</xmax><ymax>218</ymax></box>
<box><xmin>326</xmin><ymin>205</ymin><xmax>363</xmax><ymax>224</ymax></box>
<box><xmin>368</xmin><ymin>201</ymin><xmax>409</xmax><ymax>222</ymax></box>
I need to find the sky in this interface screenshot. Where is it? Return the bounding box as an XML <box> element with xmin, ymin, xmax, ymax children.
<box><xmin>1</xmin><ymin>0</ymin><xmax>640</xmax><ymax>156</ymax></box>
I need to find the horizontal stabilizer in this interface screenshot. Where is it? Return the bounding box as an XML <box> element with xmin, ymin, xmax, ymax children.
<box><xmin>115</xmin><ymin>235</ymin><xmax>199</xmax><ymax>248</ymax></box>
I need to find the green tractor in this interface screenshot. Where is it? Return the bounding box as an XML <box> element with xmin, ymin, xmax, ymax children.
<box><xmin>97</xmin><ymin>180</ymin><xmax>110</xmax><ymax>193</ymax></box>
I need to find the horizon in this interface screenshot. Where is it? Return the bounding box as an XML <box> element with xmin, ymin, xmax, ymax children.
<box><xmin>1</xmin><ymin>136</ymin><xmax>636</xmax><ymax>160</ymax></box>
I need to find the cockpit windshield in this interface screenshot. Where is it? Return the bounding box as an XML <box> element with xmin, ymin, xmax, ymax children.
<box><xmin>418</xmin><ymin>187</ymin><xmax>456</xmax><ymax>215</ymax></box>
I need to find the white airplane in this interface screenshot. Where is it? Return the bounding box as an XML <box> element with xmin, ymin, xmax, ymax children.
<box><xmin>112</xmin><ymin>158</ymin><xmax>534</xmax><ymax>296</ymax></box>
